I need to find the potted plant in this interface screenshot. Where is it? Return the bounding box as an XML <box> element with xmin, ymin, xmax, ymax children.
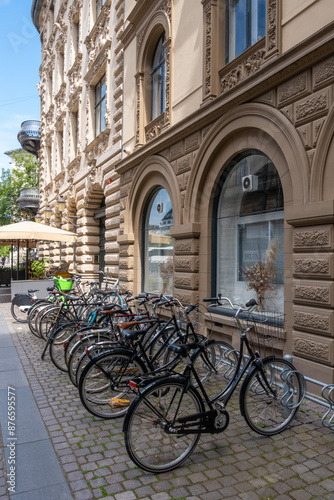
<box><xmin>30</xmin><ymin>259</ymin><xmax>48</xmax><ymax>280</ymax></box>
<box><xmin>243</xmin><ymin>238</ymin><xmax>280</xmax><ymax>310</ymax></box>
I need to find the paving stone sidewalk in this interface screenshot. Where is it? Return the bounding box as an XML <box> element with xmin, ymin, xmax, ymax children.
<box><xmin>0</xmin><ymin>301</ymin><xmax>334</xmax><ymax>500</ymax></box>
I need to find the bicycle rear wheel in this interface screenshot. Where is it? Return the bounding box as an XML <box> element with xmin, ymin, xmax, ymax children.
<box><xmin>123</xmin><ymin>377</ymin><xmax>204</xmax><ymax>473</ymax></box>
<box><xmin>240</xmin><ymin>357</ymin><xmax>303</xmax><ymax>436</ymax></box>
<box><xmin>79</xmin><ymin>349</ymin><xmax>146</xmax><ymax>419</ymax></box>
<box><xmin>11</xmin><ymin>302</ymin><xmax>30</xmax><ymax>323</ymax></box>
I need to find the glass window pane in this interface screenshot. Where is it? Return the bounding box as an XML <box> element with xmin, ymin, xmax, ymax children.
<box><xmin>226</xmin><ymin>0</ymin><xmax>266</xmax><ymax>63</ymax></box>
<box><xmin>151</xmin><ymin>35</ymin><xmax>165</xmax><ymax>121</ymax></box>
<box><xmin>143</xmin><ymin>189</ymin><xmax>173</xmax><ymax>294</ymax></box>
<box><xmin>216</xmin><ymin>152</ymin><xmax>284</xmax><ymax>312</ymax></box>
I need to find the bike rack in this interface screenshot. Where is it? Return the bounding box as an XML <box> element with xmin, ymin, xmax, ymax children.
<box><xmin>284</xmin><ymin>354</ymin><xmax>334</xmax><ymax>430</ymax></box>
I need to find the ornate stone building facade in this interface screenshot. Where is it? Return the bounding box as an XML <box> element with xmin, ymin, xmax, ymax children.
<box><xmin>32</xmin><ymin>0</ymin><xmax>124</xmax><ymax>274</ymax></box>
<box><xmin>33</xmin><ymin>0</ymin><xmax>334</xmax><ymax>384</ymax></box>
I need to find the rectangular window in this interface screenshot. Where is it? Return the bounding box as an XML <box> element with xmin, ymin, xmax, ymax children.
<box><xmin>57</xmin><ymin>130</ymin><xmax>64</xmax><ymax>170</ymax></box>
<box><xmin>47</xmin><ymin>145</ymin><xmax>52</xmax><ymax>182</ymax></box>
<box><xmin>95</xmin><ymin>74</ymin><xmax>106</xmax><ymax>137</ymax></box>
<box><xmin>71</xmin><ymin>110</ymin><xmax>79</xmax><ymax>158</ymax></box>
<box><xmin>58</xmin><ymin>47</ymin><xmax>65</xmax><ymax>84</ymax></box>
<box><xmin>73</xmin><ymin>18</ymin><xmax>80</xmax><ymax>57</ymax></box>
<box><xmin>226</xmin><ymin>0</ymin><xmax>266</xmax><ymax>63</ymax></box>
<box><xmin>96</xmin><ymin>0</ymin><xmax>105</xmax><ymax>20</ymax></box>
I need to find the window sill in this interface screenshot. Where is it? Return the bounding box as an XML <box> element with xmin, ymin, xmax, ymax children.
<box><xmin>219</xmin><ymin>38</ymin><xmax>266</xmax><ymax>95</ymax></box>
<box><xmin>145</xmin><ymin>112</ymin><xmax>168</xmax><ymax>142</ymax></box>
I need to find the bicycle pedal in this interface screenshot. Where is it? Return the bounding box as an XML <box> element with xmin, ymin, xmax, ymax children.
<box><xmin>109</xmin><ymin>398</ymin><xmax>130</xmax><ymax>408</ymax></box>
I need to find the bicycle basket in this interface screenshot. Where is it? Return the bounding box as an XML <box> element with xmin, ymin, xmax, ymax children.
<box><xmin>238</xmin><ymin>311</ymin><xmax>286</xmax><ymax>356</ymax></box>
<box><xmin>55</xmin><ymin>276</ymin><xmax>73</xmax><ymax>292</ymax></box>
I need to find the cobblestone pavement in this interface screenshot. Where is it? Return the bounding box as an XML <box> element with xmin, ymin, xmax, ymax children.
<box><xmin>1</xmin><ymin>301</ymin><xmax>334</xmax><ymax>500</ymax></box>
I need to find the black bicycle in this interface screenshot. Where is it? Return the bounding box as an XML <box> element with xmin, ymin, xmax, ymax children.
<box><xmin>123</xmin><ymin>297</ymin><xmax>306</xmax><ymax>473</ymax></box>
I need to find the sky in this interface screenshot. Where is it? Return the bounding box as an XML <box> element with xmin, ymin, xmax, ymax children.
<box><xmin>0</xmin><ymin>0</ymin><xmax>41</xmax><ymax>172</ymax></box>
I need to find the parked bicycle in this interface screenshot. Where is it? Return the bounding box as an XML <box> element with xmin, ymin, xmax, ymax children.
<box><xmin>123</xmin><ymin>296</ymin><xmax>306</xmax><ymax>473</ymax></box>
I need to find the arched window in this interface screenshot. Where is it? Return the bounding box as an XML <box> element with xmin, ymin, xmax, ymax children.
<box><xmin>151</xmin><ymin>34</ymin><xmax>165</xmax><ymax>121</ymax></box>
<box><xmin>214</xmin><ymin>150</ymin><xmax>284</xmax><ymax>311</ymax></box>
<box><xmin>142</xmin><ymin>188</ymin><xmax>173</xmax><ymax>294</ymax></box>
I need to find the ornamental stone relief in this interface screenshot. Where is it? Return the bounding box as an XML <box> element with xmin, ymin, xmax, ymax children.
<box><xmin>266</xmin><ymin>0</ymin><xmax>279</xmax><ymax>55</ymax></box>
<box><xmin>294</xmin><ymin>258</ymin><xmax>330</xmax><ymax>276</ymax></box>
<box><xmin>293</xmin><ymin>311</ymin><xmax>330</xmax><ymax>334</ymax></box>
<box><xmin>68</xmin><ymin>0</ymin><xmax>83</xmax><ymax>22</ymax></box>
<box><xmin>277</xmin><ymin>72</ymin><xmax>310</xmax><ymax>108</ymax></box>
<box><xmin>293</xmin><ymin>336</ymin><xmax>330</xmax><ymax>362</ymax></box>
<box><xmin>55</xmin><ymin>20</ymin><xmax>68</xmax><ymax>52</ymax></box>
<box><xmin>85</xmin><ymin>0</ymin><xmax>111</xmax><ymax>66</ymax></box>
<box><xmin>220</xmin><ymin>49</ymin><xmax>265</xmax><ymax>94</ymax></box>
<box><xmin>294</xmin><ymin>284</ymin><xmax>330</xmax><ymax>304</ymax></box>
<box><xmin>174</xmin><ymin>240</ymin><xmax>200</xmax><ymax>255</ymax></box>
<box><xmin>294</xmin><ymin>228</ymin><xmax>331</xmax><ymax>249</ymax></box>
<box><xmin>145</xmin><ymin>114</ymin><xmax>166</xmax><ymax>142</ymax></box>
<box><xmin>204</xmin><ymin>4</ymin><xmax>212</xmax><ymax>97</ymax></box>
<box><xmin>313</xmin><ymin>55</ymin><xmax>334</xmax><ymax>89</ymax></box>
<box><xmin>295</xmin><ymin>89</ymin><xmax>329</xmax><ymax>125</ymax></box>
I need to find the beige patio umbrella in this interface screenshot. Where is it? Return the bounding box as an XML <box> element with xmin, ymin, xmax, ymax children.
<box><xmin>0</xmin><ymin>220</ymin><xmax>77</xmax><ymax>242</ymax></box>
<box><xmin>0</xmin><ymin>220</ymin><xmax>77</xmax><ymax>280</ymax></box>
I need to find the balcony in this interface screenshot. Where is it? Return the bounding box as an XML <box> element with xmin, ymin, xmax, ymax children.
<box><xmin>17</xmin><ymin>120</ymin><xmax>41</xmax><ymax>157</ymax></box>
<box><xmin>16</xmin><ymin>188</ymin><xmax>40</xmax><ymax>216</ymax></box>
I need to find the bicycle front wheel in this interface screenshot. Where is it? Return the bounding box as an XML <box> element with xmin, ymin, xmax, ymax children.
<box><xmin>123</xmin><ymin>377</ymin><xmax>204</xmax><ymax>473</ymax></box>
<box><xmin>240</xmin><ymin>357</ymin><xmax>303</xmax><ymax>436</ymax></box>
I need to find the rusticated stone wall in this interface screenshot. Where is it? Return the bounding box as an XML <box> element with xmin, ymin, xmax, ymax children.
<box><xmin>292</xmin><ymin>225</ymin><xmax>334</xmax><ymax>368</ymax></box>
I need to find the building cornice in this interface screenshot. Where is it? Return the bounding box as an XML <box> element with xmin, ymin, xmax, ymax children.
<box><xmin>115</xmin><ymin>21</ymin><xmax>334</xmax><ymax>175</ymax></box>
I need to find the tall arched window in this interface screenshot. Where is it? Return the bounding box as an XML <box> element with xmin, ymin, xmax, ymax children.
<box><xmin>151</xmin><ymin>34</ymin><xmax>165</xmax><ymax>121</ymax></box>
<box><xmin>142</xmin><ymin>188</ymin><xmax>173</xmax><ymax>294</ymax></box>
<box><xmin>214</xmin><ymin>150</ymin><xmax>284</xmax><ymax>311</ymax></box>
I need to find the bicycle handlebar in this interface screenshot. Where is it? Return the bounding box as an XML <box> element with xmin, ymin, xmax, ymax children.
<box><xmin>203</xmin><ymin>295</ymin><xmax>258</xmax><ymax>315</ymax></box>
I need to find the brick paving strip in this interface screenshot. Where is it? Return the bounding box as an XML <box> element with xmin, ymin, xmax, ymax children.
<box><xmin>0</xmin><ymin>301</ymin><xmax>334</xmax><ymax>500</ymax></box>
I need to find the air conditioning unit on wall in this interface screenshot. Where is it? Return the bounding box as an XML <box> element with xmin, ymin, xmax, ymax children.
<box><xmin>156</xmin><ymin>202</ymin><xmax>164</xmax><ymax>213</ymax></box>
<box><xmin>242</xmin><ymin>175</ymin><xmax>258</xmax><ymax>192</ymax></box>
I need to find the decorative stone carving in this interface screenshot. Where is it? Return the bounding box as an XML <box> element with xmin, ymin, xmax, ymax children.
<box><xmin>184</xmin><ymin>132</ymin><xmax>200</xmax><ymax>153</ymax></box>
<box><xmin>55</xmin><ymin>20</ymin><xmax>68</xmax><ymax>52</ymax></box>
<box><xmin>145</xmin><ymin>113</ymin><xmax>167</xmax><ymax>142</ymax></box>
<box><xmin>294</xmin><ymin>283</ymin><xmax>330</xmax><ymax>305</ymax></box>
<box><xmin>85</xmin><ymin>0</ymin><xmax>111</xmax><ymax>66</ymax></box>
<box><xmin>293</xmin><ymin>334</ymin><xmax>330</xmax><ymax>362</ymax></box>
<box><xmin>277</xmin><ymin>72</ymin><xmax>310</xmax><ymax>108</ymax></box>
<box><xmin>293</xmin><ymin>228</ymin><xmax>331</xmax><ymax>250</ymax></box>
<box><xmin>295</xmin><ymin>89</ymin><xmax>329</xmax><ymax>125</ymax></box>
<box><xmin>68</xmin><ymin>0</ymin><xmax>83</xmax><ymax>22</ymax></box>
<box><xmin>174</xmin><ymin>239</ymin><xmax>200</xmax><ymax>255</ymax></box>
<box><xmin>204</xmin><ymin>3</ymin><xmax>212</xmax><ymax>97</ymax></box>
<box><xmin>293</xmin><ymin>256</ymin><xmax>330</xmax><ymax>276</ymax></box>
<box><xmin>293</xmin><ymin>310</ymin><xmax>330</xmax><ymax>334</ymax></box>
<box><xmin>160</xmin><ymin>0</ymin><xmax>172</xmax><ymax>22</ymax></box>
<box><xmin>313</xmin><ymin>55</ymin><xmax>334</xmax><ymax>90</ymax></box>
<box><xmin>220</xmin><ymin>49</ymin><xmax>265</xmax><ymax>93</ymax></box>
<box><xmin>266</xmin><ymin>0</ymin><xmax>279</xmax><ymax>56</ymax></box>
<box><xmin>84</xmin><ymin>40</ymin><xmax>111</xmax><ymax>85</ymax></box>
